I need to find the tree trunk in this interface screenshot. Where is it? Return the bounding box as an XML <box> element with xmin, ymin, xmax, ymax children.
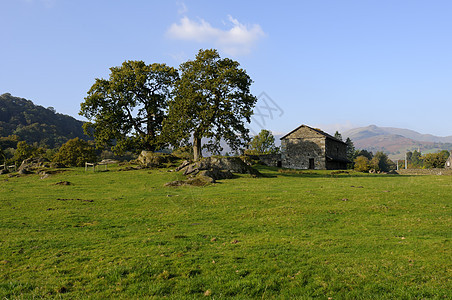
<box><xmin>193</xmin><ymin>136</ymin><xmax>202</xmax><ymax>161</ymax></box>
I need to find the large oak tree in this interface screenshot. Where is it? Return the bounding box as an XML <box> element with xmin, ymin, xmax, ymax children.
<box><xmin>80</xmin><ymin>61</ymin><xmax>178</xmax><ymax>153</ymax></box>
<box><xmin>164</xmin><ymin>49</ymin><xmax>257</xmax><ymax>161</ymax></box>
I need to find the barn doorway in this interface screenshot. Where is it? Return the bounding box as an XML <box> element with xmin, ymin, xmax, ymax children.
<box><xmin>309</xmin><ymin>158</ymin><xmax>315</xmax><ymax>169</ymax></box>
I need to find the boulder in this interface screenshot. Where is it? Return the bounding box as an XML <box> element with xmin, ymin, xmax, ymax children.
<box><xmin>179</xmin><ymin>157</ymin><xmax>262</xmax><ymax>177</ymax></box>
<box><xmin>137</xmin><ymin>151</ymin><xmax>178</xmax><ymax>168</ymax></box>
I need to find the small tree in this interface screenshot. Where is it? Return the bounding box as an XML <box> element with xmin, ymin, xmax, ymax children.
<box><xmin>354</xmin><ymin>155</ymin><xmax>371</xmax><ymax>172</ymax></box>
<box><xmin>245</xmin><ymin>129</ymin><xmax>279</xmax><ymax>155</ymax></box>
<box><xmin>334</xmin><ymin>131</ymin><xmax>343</xmax><ymax>141</ymax></box>
<box><xmin>52</xmin><ymin>138</ymin><xmax>96</xmax><ymax>167</ymax></box>
<box><xmin>12</xmin><ymin>141</ymin><xmax>38</xmax><ymax>165</ymax></box>
<box><xmin>370</xmin><ymin>151</ymin><xmax>394</xmax><ymax>172</ymax></box>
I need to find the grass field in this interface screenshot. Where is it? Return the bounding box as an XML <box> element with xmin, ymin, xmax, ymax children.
<box><xmin>0</xmin><ymin>165</ymin><xmax>451</xmax><ymax>299</ymax></box>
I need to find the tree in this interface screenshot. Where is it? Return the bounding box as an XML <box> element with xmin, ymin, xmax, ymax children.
<box><xmin>334</xmin><ymin>131</ymin><xmax>343</xmax><ymax>141</ymax></box>
<box><xmin>245</xmin><ymin>129</ymin><xmax>279</xmax><ymax>155</ymax></box>
<box><xmin>52</xmin><ymin>138</ymin><xmax>96</xmax><ymax>167</ymax></box>
<box><xmin>345</xmin><ymin>137</ymin><xmax>355</xmax><ymax>168</ymax></box>
<box><xmin>370</xmin><ymin>151</ymin><xmax>394</xmax><ymax>172</ymax></box>
<box><xmin>423</xmin><ymin>151</ymin><xmax>450</xmax><ymax>168</ymax></box>
<box><xmin>410</xmin><ymin>150</ymin><xmax>423</xmax><ymax>168</ymax></box>
<box><xmin>80</xmin><ymin>61</ymin><xmax>178</xmax><ymax>154</ymax></box>
<box><xmin>12</xmin><ymin>141</ymin><xmax>37</xmax><ymax>164</ymax></box>
<box><xmin>164</xmin><ymin>49</ymin><xmax>257</xmax><ymax>161</ymax></box>
<box><xmin>354</xmin><ymin>156</ymin><xmax>371</xmax><ymax>172</ymax></box>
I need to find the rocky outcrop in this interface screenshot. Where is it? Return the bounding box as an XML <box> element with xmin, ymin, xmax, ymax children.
<box><xmin>137</xmin><ymin>151</ymin><xmax>178</xmax><ymax>168</ymax></box>
<box><xmin>165</xmin><ymin>156</ymin><xmax>262</xmax><ymax>187</ymax></box>
<box><xmin>179</xmin><ymin>157</ymin><xmax>262</xmax><ymax>178</ymax></box>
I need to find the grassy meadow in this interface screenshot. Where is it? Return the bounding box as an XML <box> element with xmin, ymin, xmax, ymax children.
<box><xmin>0</xmin><ymin>165</ymin><xmax>451</xmax><ymax>299</ymax></box>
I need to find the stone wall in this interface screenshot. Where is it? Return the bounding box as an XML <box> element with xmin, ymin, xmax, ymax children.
<box><xmin>397</xmin><ymin>168</ymin><xmax>452</xmax><ymax>175</ymax></box>
<box><xmin>325</xmin><ymin>138</ymin><xmax>348</xmax><ymax>170</ymax></box>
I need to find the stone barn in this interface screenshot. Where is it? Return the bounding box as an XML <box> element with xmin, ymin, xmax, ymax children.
<box><xmin>445</xmin><ymin>154</ymin><xmax>452</xmax><ymax>169</ymax></box>
<box><xmin>280</xmin><ymin>125</ymin><xmax>349</xmax><ymax>170</ymax></box>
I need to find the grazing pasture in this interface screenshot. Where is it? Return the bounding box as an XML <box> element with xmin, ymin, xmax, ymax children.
<box><xmin>0</xmin><ymin>166</ymin><xmax>451</xmax><ymax>298</ymax></box>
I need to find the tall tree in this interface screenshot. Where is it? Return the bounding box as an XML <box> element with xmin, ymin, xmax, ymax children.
<box><xmin>80</xmin><ymin>61</ymin><xmax>178</xmax><ymax>154</ymax></box>
<box><xmin>245</xmin><ymin>129</ymin><xmax>279</xmax><ymax>155</ymax></box>
<box><xmin>164</xmin><ymin>49</ymin><xmax>257</xmax><ymax>161</ymax></box>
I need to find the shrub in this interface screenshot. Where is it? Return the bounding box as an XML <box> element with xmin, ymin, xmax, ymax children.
<box><xmin>354</xmin><ymin>156</ymin><xmax>370</xmax><ymax>172</ymax></box>
<box><xmin>52</xmin><ymin>138</ymin><xmax>96</xmax><ymax>167</ymax></box>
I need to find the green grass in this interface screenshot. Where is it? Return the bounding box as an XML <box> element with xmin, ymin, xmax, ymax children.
<box><xmin>0</xmin><ymin>165</ymin><xmax>451</xmax><ymax>299</ymax></box>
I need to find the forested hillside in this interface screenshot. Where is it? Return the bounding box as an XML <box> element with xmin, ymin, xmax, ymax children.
<box><xmin>0</xmin><ymin>93</ymin><xmax>88</xmax><ymax>148</ymax></box>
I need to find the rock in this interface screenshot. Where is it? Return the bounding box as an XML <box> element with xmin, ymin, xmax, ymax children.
<box><xmin>18</xmin><ymin>168</ymin><xmax>32</xmax><ymax>175</ymax></box>
<box><xmin>137</xmin><ymin>151</ymin><xmax>178</xmax><ymax>168</ymax></box>
<box><xmin>55</xmin><ymin>181</ymin><xmax>71</xmax><ymax>186</ymax></box>
<box><xmin>19</xmin><ymin>157</ymin><xmax>50</xmax><ymax>171</ymax></box>
<box><xmin>164</xmin><ymin>180</ymin><xmax>186</xmax><ymax>187</ymax></box>
<box><xmin>186</xmin><ymin>175</ymin><xmax>215</xmax><ymax>186</ymax></box>
<box><xmin>198</xmin><ymin>167</ymin><xmax>233</xmax><ymax>181</ymax></box>
<box><xmin>175</xmin><ymin>160</ymin><xmax>191</xmax><ymax>172</ymax></box>
<box><xmin>179</xmin><ymin>157</ymin><xmax>262</xmax><ymax>177</ymax></box>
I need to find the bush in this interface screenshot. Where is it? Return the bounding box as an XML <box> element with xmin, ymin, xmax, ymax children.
<box><xmin>354</xmin><ymin>156</ymin><xmax>371</xmax><ymax>172</ymax></box>
<box><xmin>52</xmin><ymin>138</ymin><xmax>96</xmax><ymax>167</ymax></box>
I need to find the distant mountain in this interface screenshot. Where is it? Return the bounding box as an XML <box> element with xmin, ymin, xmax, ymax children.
<box><xmin>343</xmin><ymin>125</ymin><xmax>452</xmax><ymax>158</ymax></box>
<box><xmin>0</xmin><ymin>93</ymin><xmax>89</xmax><ymax>148</ymax></box>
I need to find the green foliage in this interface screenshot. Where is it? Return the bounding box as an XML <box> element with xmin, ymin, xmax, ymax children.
<box><xmin>164</xmin><ymin>49</ymin><xmax>257</xmax><ymax>161</ymax></box>
<box><xmin>52</xmin><ymin>138</ymin><xmax>96</xmax><ymax>167</ymax></box>
<box><xmin>0</xmin><ymin>93</ymin><xmax>88</xmax><ymax>148</ymax></box>
<box><xmin>371</xmin><ymin>151</ymin><xmax>395</xmax><ymax>172</ymax></box>
<box><xmin>171</xmin><ymin>146</ymin><xmax>194</xmax><ymax>160</ymax></box>
<box><xmin>423</xmin><ymin>150</ymin><xmax>450</xmax><ymax>168</ymax></box>
<box><xmin>354</xmin><ymin>149</ymin><xmax>373</xmax><ymax>160</ymax></box>
<box><xmin>11</xmin><ymin>141</ymin><xmax>41</xmax><ymax>164</ymax></box>
<box><xmin>334</xmin><ymin>131</ymin><xmax>343</xmax><ymax>141</ymax></box>
<box><xmin>407</xmin><ymin>150</ymin><xmax>423</xmax><ymax>168</ymax></box>
<box><xmin>245</xmin><ymin>129</ymin><xmax>279</xmax><ymax>155</ymax></box>
<box><xmin>354</xmin><ymin>155</ymin><xmax>371</xmax><ymax>172</ymax></box>
<box><xmin>80</xmin><ymin>61</ymin><xmax>178</xmax><ymax>154</ymax></box>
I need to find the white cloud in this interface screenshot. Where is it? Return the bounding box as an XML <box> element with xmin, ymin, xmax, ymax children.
<box><xmin>167</xmin><ymin>15</ymin><xmax>265</xmax><ymax>56</ymax></box>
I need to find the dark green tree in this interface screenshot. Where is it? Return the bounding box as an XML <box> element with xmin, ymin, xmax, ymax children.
<box><xmin>245</xmin><ymin>129</ymin><xmax>279</xmax><ymax>155</ymax></box>
<box><xmin>52</xmin><ymin>138</ymin><xmax>96</xmax><ymax>167</ymax></box>
<box><xmin>80</xmin><ymin>61</ymin><xmax>179</xmax><ymax>154</ymax></box>
<box><xmin>334</xmin><ymin>131</ymin><xmax>343</xmax><ymax>141</ymax></box>
<box><xmin>164</xmin><ymin>49</ymin><xmax>257</xmax><ymax>161</ymax></box>
<box><xmin>370</xmin><ymin>151</ymin><xmax>395</xmax><ymax>172</ymax></box>
<box><xmin>410</xmin><ymin>150</ymin><xmax>423</xmax><ymax>168</ymax></box>
<box><xmin>345</xmin><ymin>137</ymin><xmax>355</xmax><ymax>167</ymax></box>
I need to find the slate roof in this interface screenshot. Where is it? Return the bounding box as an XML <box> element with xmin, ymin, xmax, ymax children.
<box><xmin>280</xmin><ymin>124</ymin><xmax>347</xmax><ymax>145</ymax></box>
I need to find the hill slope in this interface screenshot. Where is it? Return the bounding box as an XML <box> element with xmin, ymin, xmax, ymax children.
<box><xmin>0</xmin><ymin>93</ymin><xmax>88</xmax><ymax>148</ymax></box>
<box><xmin>344</xmin><ymin>125</ymin><xmax>452</xmax><ymax>158</ymax></box>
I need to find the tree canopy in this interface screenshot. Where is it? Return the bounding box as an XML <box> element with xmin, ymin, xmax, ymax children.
<box><xmin>164</xmin><ymin>49</ymin><xmax>257</xmax><ymax>161</ymax></box>
<box><xmin>80</xmin><ymin>61</ymin><xmax>178</xmax><ymax>154</ymax></box>
<box><xmin>245</xmin><ymin>129</ymin><xmax>279</xmax><ymax>155</ymax></box>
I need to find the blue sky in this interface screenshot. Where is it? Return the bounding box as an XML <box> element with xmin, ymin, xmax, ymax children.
<box><xmin>2</xmin><ymin>0</ymin><xmax>452</xmax><ymax>137</ymax></box>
